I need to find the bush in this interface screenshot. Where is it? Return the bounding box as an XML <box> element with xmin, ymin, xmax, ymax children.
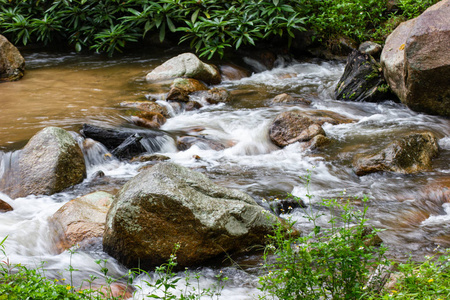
<box><xmin>258</xmin><ymin>193</ymin><xmax>388</xmax><ymax>299</ymax></box>
<box><xmin>0</xmin><ymin>0</ymin><xmax>440</xmax><ymax>57</ymax></box>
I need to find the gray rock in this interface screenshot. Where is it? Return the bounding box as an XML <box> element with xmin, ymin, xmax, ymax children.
<box><xmin>146</xmin><ymin>53</ymin><xmax>221</xmax><ymax>85</ymax></box>
<box><xmin>103</xmin><ymin>162</ymin><xmax>281</xmax><ymax>269</ymax></box>
<box><xmin>0</xmin><ymin>34</ymin><xmax>25</xmax><ymax>82</ymax></box>
<box><xmin>353</xmin><ymin>131</ymin><xmax>439</xmax><ymax>175</ymax></box>
<box><xmin>381</xmin><ymin>0</ymin><xmax>450</xmax><ymax>116</ymax></box>
<box><xmin>358</xmin><ymin>41</ymin><xmax>382</xmax><ymax>57</ymax></box>
<box><xmin>1</xmin><ymin>127</ymin><xmax>86</xmax><ymax>198</ymax></box>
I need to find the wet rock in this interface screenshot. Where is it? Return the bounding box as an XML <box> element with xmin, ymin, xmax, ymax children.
<box><xmin>49</xmin><ymin>191</ymin><xmax>113</xmax><ymax>252</ymax></box>
<box><xmin>335</xmin><ymin>50</ymin><xmax>392</xmax><ymax>102</ymax></box>
<box><xmin>270</xmin><ymin>197</ymin><xmax>305</xmax><ymax>215</ymax></box>
<box><xmin>196</xmin><ymin>87</ymin><xmax>232</xmax><ymax>104</ymax></box>
<box><xmin>1</xmin><ymin>127</ymin><xmax>86</xmax><ymax>198</ymax></box>
<box><xmin>269</xmin><ymin>111</ymin><xmax>326</xmax><ymax>147</ymax></box>
<box><xmin>166</xmin><ymin>86</ymin><xmax>189</xmax><ymax>102</ymax></box>
<box><xmin>81</xmin><ymin>124</ymin><xmax>161</xmax><ymax>152</ymax></box>
<box><xmin>130</xmin><ymin>154</ymin><xmax>170</xmax><ymax>163</ymax></box>
<box><xmin>300</xmin><ymin>134</ymin><xmax>332</xmax><ymax>151</ymax></box>
<box><xmin>171</xmin><ymin>78</ymin><xmax>208</xmax><ymax>94</ymax></box>
<box><xmin>302</xmin><ymin>110</ymin><xmax>355</xmax><ymax>125</ymax></box>
<box><xmin>103</xmin><ymin>162</ymin><xmax>280</xmax><ymax>269</ymax></box>
<box><xmin>358</xmin><ymin>41</ymin><xmax>382</xmax><ymax>57</ymax></box>
<box><xmin>0</xmin><ymin>35</ymin><xmax>25</xmax><ymax>82</ymax></box>
<box><xmin>146</xmin><ymin>53</ymin><xmax>221</xmax><ymax>85</ymax></box>
<box><xmin>184</xmin><ymin>101</ymin><xmax>203</xmax><ymax>111</ymax></box>
<box><xmin>177</xmin><ymin>136</ymin><xmax>226</xmax><ymax>151</ymax></box>
<box><xmin>219</xmin><ymin>63</ymin><xmax>251</xmax><ymax>81</ymax></box>
<box><xmin>111</xmin><ymin>133</ymin><xmax>144</xmax><ymax>159</ymax></box>
<box><xmin>353</xmin><ymin>131</ymin><xmax>439</xmax><ymax>175</ymax></box>
<box><xmin>92</xmin><ymin>170</ymin><xmax>105</xmax><ymax>179</ymax></box>
<box><xmin>120</xmin><ymin>101</ymin><xmax>170</xmax><ymax>118</ymax></box>
<box><xmin>381</xmin><ymin>0</ymin><xmax>450</xmax><ymax>117</ymax></box>
<box><xmin>0</xmin><ymin>198</ymin><xmax>13</xmax><ymax>212</ymax></box>
<box><xmin>130</xmin><ymin>111</ymin><xmax>166</xmax><ymax>129</ymax></box>
<box><xmin>272</xmin><ymin>93</ymin><xmax>311</xmax><ymax>105</ymax></box>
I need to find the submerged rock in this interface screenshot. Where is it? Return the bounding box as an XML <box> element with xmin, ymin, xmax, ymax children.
<box><xmin>196</xmin><ymin>87</ymin><xmax>232</xmax><ymax>104</ymax></box>
<box><xmin>335</xmin><ymin>50</ymin><xmax>392</xmax><ymax>102</ymax></box>
<box><xmin>353</xmin><ymin>131</ymin><xmax>439</xmax><ymax>175</ymax></box>
<box><xmin>0</xmin><ymin>35</ymin><xmax>25</xmax><ymax>82</ymax></box>
<box><xmin>146</xmin><ymin>53</ymin><xmax>221</xmax><ymax>85</ymax></box>
<box><xmin>120</xmin><ymin>101</ymin><xmax>170</xmax><ymax>118</ymax></box>
<box><xmin>1</xmin><ymin>127</ymin><xmax>86</xmax><ymax>198</ymax></box>
<box><xmin>177</xmin><ymin>136</ymin><xmax>226</xmax><ymax>151</ymax></box>
<box><xmin>219</xmin><ymin>63</ymin><xmax>251</xmax><ymax>81</ymax></box>
<box><xmin>380</xmin><ymin>0</ymin><xmax>450</xmax><ymax>117</ymax></box>
<box><xmin>269</xmin><ymin>111</ymin><xmax>326</xmax><ymax>147</ymax></box>
<box><xmin>103</xmin><ymin>162</ymin><xmax>280</xmax><ymax>269</ymax></box>
<box><xmin>272</xmin><ymin>93</ymin><xmax>311</xmax><ymax>105</ymax></box>
<box><xmin>49</xmin><ymin>191</ymin><xmax>113</xmax><ymax>252</ymax></box>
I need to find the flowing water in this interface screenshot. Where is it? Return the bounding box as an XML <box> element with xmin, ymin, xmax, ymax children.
<box><xmin>0</xmin><ymin>48</ymin><xmax>449</xmax><ymax>298</ymax></box>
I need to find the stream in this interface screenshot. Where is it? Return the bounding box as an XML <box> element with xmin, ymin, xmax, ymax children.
<box><xmin>0</xmin><ymin>48</ymin><xmax>449</xmax><ymax>299</ymax></box>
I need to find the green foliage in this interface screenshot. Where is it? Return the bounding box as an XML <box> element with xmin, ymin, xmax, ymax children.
<box><xmin>379</xmin><ymin>250</ymin><xmax>450</xmax><ymax>300</ymax></box>
<box><xmin>258</xmin><ymin>184</ymin><xmax>388</xmax><ymax>299</ymax></box>
<box><xmin>0</xmin><ymin>0</ymin><xmax>440</xmax><ymax>57</ymax></box>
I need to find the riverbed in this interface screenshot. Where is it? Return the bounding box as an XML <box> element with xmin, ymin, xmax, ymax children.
<box><xmin>0</xmin><ymin>48</ymin><xmax>449</xmax><ymax>298</ymax></box>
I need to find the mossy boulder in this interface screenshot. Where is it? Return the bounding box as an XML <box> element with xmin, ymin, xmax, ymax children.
<box><xmin>1</xmin><ymin>127</ymin><xmax>86</xmax><ymax>198</ymax></box>
<box><xmin>103</xmin><ymin>162</ymin><xmax>280</xmax><ymax>269</ymax></box>
<box><xmin>353</xmin><ymin>131</ymin><xmax>439</xmax><ymax>175</ymax></box>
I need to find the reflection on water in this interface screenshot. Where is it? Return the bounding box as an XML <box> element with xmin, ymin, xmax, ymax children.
<box><xmin>0</xmin><ymin>49</ymin><xmax>449</xmax><ymax>298</ymax></box>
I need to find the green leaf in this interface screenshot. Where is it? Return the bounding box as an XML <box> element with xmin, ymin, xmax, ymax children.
<box><xmin>75</xmin><ymin>42</ymin><xmax>82</xmax><ymax>52</ymax></box>
<box><xmin>191</xmin><ymin>8</ymin><xmax>200</xmax><ymax>23</ymax></box>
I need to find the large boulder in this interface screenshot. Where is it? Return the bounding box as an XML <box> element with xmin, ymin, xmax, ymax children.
<box><xmin>0</xmin><ymin>127</ymin><xmax>86</xmax><ymax>198</ymax></box>
<box><xmin>380</xmin><ymin>0</ymin><xmax>450</xmax><ymax>116</ymax></box>
<box><xmin>0</xmin><ymin>35</ymin><xmax>25</xmax><ymax>82</ymax></box>
<box><xmin>335</xmin><ymin>50</ymin><xmax>391</xmax><ymax>102</ymax></box>
<box><xmin>269</xmin><ymin>111</ymin><xmax>326</xmax><ymax>147</ymax></box>
<box><xmin>353</xmin><ymin>131</ymin><xmax>439</xmax><ymax>175</ymax></box>
<box><xmin>103</xmin><ymin>162</ymin><xmax>280</xmax><ymax>269</ymax></box>
<box><xmin>49</xmin><ymin>191</ymin><xmax>113</xmax><ymax>252</ymax></box>
<box><xmin>146</xmin><ymin>53</ymin><xmax>221</xmax><ymax>85</ymax></box>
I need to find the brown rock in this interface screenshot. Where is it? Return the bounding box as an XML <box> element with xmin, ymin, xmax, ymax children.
<box><xmin>167</xmin><ymin>87</ymin><xmax>189</xmax><ymax>102</ymax></box>
<box><xmin>269</xmin><ymin>111</ymin><xmax>326</xmax><ymax>147</ymax></box>
<box><xmin>198</xmin><ymin>87</ymin><xmax>232</xmax><ymax>104</ymax></box>
<box><xmin>131</xmin><ymin>154</ymin><xmax>170</xmax><ymax>163</ymax></box>
<box><xmin>120</xmin><ymin>101</ymin><xmax>170</xmax><ymax>118</ymax></box>
<box><xmin>302</xmin><ymin>110</ymin><xmax>355</xmax><ymax>125</ymax></box>
<box><xmin>130</xmin><ymin>112</ymin><xmax>166</xmax><ymax>129</ymax></box>
<box><xmin>49</xmin><ymin>191</ymin><xmax>113</xmax><ymax>252</ymax></box>
<box><xmin>219</xmin><ymin>63</ymin><xmax>251</xmax><ymax>80</ymax></box>
<box><xmin>177</xmin><ymin>136</ymin><xmax>226</xmax><ymax>151</ymax></box>
<box><xmin>353</xmin><ymin>131</ymin><xmax>439</xmax><ymax>175</ymax></box>
<box><xmin>0</xmin><ymin>199</ymin><xmax>13</xmax><ymax>212</ymax></box>
<box><xmin>0</xmin><ymin>35</ymin><xmax>25</xmax><ymax>82</ymax></box>
<box><xmin>301</xmin><ymin>134</ymin><xmax>332</xmax><ymax>151</ymax></box>
<box><xmin>272</xmin><ymin>93</ymin><xmax>311</xmax><ymax>105</ymax></box>
<box><xmin>185</xmin><ymin>101</ymin><xmax>203</xmax><ymax>111</ymax></box>
<box><xmin>171</xmin><ymin>78</ymin><xmax>208</xmax><ymax>94</ymax></box>
<box><xmin>381</xmin><ymin>0</ymin><xmax>450</xmax><ymax>116</ymax></box>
